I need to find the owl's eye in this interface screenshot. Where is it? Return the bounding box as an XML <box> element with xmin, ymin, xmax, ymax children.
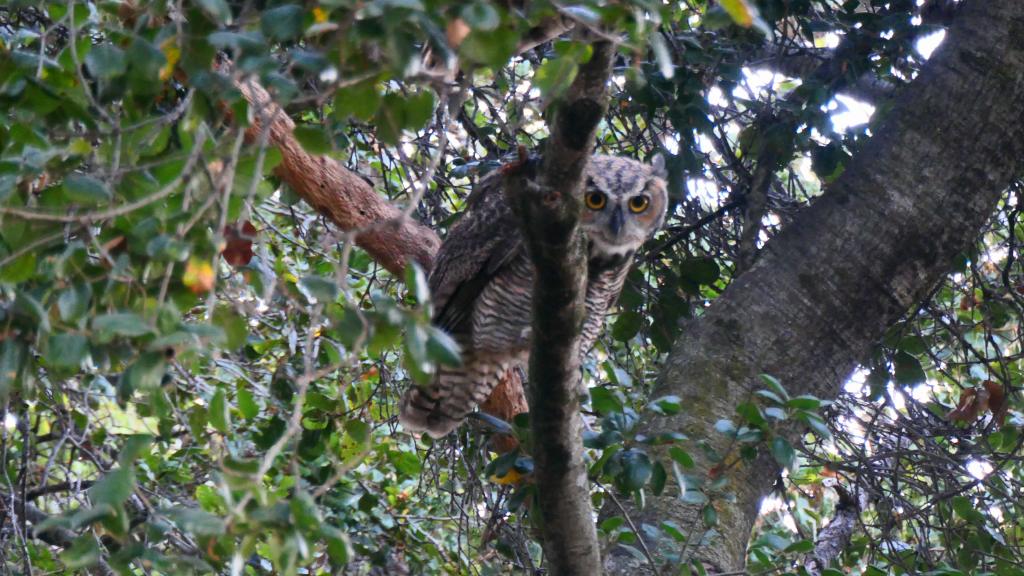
<box><xmin>628</xmin><ymin>195</ymin><xmax>650</xmax><ymax>213</ymax></box>
<box><xmin>585</xmin><ymin>191</ymin><xmax>607</xmax><ymax>210</ymax></box>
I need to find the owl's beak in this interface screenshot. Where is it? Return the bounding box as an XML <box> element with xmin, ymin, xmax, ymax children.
<box><xmin>609</xmin><ymin>205</ymin><xmax>624</xmax><ymax>237</ymax></box>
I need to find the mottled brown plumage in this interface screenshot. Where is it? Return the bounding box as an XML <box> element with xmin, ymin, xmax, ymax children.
<box><xmin>399</xmin><ymin>154</ymin><xmax>668</xmax><ymax>437</ymax></box>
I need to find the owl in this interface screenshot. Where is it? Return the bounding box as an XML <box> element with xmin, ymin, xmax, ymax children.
<box><xmin>399</xmin><ymin>154</ymin><xmax>668</xmax><ymax>438</ymax></box>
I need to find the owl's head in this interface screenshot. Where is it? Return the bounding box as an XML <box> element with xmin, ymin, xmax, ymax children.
<box><xmin>580</xmin><ymin>154</ymin><xmax>668</xmax><ymax>261</ymax></box>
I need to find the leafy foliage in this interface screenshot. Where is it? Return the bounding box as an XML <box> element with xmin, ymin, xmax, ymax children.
<box><xmin>1</xmin><ymin>0</ymin><xmax>1021</xmax><ymax>575</ymax></box>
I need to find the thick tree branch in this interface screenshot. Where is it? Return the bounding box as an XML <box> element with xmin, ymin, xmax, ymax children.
<box><xmin>607</xmin><ymin>0</ymin><xmax>1024</xmax><ymax>572</ymax></box>
<box><xmin>233</xmin><ymin>75</ymin><xmax>441</xmax><ymax>275</ymax></box>
<box><xmin>507</xmin><ymin>39</ymin><xmax>615</xmax><ymax>575</ymax></box>
<box><xmin>803</xmin><ymin>485</ymin><xmax>866</xmax><ymax>575</ymax></box>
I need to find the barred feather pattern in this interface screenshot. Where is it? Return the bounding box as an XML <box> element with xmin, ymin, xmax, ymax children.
<box><xmin>399</xmin><ymin>257</ymin><xmax>630</xmax><ymax>438</ymax></box>
<box><xmin>399</xmin><ymin>349</ymin><xmax>527</xmax><ymax>438</ymax></box>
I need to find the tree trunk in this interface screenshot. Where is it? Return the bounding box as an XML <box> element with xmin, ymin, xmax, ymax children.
<box><xmin>606</xmin><ymin>1</ymin><xmax>1024</xmax><ymax>572</ymax></box>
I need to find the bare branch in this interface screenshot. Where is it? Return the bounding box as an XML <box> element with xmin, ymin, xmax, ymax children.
<box><xmin>507</xmin><ymin>38</ymin><xmax>616</xmax><ymax>575</ymax></box>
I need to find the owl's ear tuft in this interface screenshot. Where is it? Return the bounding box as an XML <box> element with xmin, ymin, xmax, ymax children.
<box><xmin>650</xmin><ymin>153</ymin><xmax>668</xmax><ymax>180</ymax></box>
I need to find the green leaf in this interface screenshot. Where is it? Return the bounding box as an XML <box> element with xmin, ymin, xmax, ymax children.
<box><xmin>146</xmin><ymin>235</ymin><xmax>191</xmax><ymax>261</ymax></box>
<box><xmin>648</xmin><ymin>395</ymin><xmax>682</xmax><ymax>415</ymax></box>
<box><xmin>93</xmin><ymin>313</ymin><xmax>153</xmax><ymax>338</ymax></box>
<box><xmin>893</xmin><ymin>351</ymin><xmax>926</xmax><ymax>385</ymax></box>
<box><xmin>661</xmin><ymin>520</ymin><xmax>686</xmax><ymax>542</ymax></box>
<box><xmin>679</xmin><ymin>257</ymin><xmax>720</xmax><ymax>289</ymax></box>
<box><xmin>321</xmin><ymin>525</ymin><xmax>352</xmax><ymax>566</ymax></box>
<box><xmin>783</xmin><ymin>539</ymin><xmax>815</xmax><ymax>553</ymax></box>
<box><xmin>785</xmin><ymin>395</ymin><xmax>823</xmax><ymax>410</ymax></box>
<box><xmin>0</xmin><ymin>251</ymin><xmax>35</xmax><ymax>283</ymax></box>
<box><xmin>127</xmin><ymin>38</ymin><xmax>165</xmax><ymax>86</ymax></box>
<box><xmin>760</xmin><ymin>374</ymin><xmax>790</xmax><ymax>400</ymax></box>
<box><xmin>650</xmin><ymin>32</ymin><xmax>674</xmax><ymax>79</ymax></box>
<box><xmin>614</xmin><ymin>449</ymin><xmax>652</xmax><ymax>492</ymax></box>
<box><xmin>333</xmin><ymin>82</ymin><xmax>380</xmax><ymax>121</ymax></box>
<box><xmin>405</xmin><ymin>262</ymin><xmax>430</xmax><ymax>306</ymax></box>
<box><xmin>600</xmin><ymin>516</ymin><xmax>626</xmax><ymax>533</ymax></box>
<box><xmin>714</xmin><ymin>419</ymin><xmax>737</xmax><ymax>436</ymax></box>
<box><xmin>533</xmin><ymin>56</ymin><xmax>579</xmax><ymax>101</ymax></box>
<box><xmin>426</xmin><ymin>326</ymin><xmax>462</xmax><ymax>367</ymax></box>
<box><xmin>736</xmin><ymin>402</ymin><xmax>766</xmax><ymax>426</ymax></box>
<box><xmin>950</xmin><ymin>495</ymin><xmax>985</xmax><ymax>524</ymax></box>
<box><xmin>651</xmin><ymin>461</ymin><xmax>667</xmax><ymax>496</ymax></box>
<box><xmin>345</xmin><ymin>419</ymin><xmax>370</xmax><ymax>444</ymax></box>
<box><xmin>120</xmin><ymin>352</ymin><xmax>167</xmax><ymax>400</ymax></box>
<box><xmin>14</xmin><ymin>290</ymin><xmax>49</xmax><ymax>333</ymax></box>
<box><xmin>612</xmin><ymin>311</ymin><xmax>643</xmax><ymax>341</ymax></box>
<box><xmin>811</xmin><ymin>141</ymin><xmax>850</xmax><ymax>183</ymax></box>
<box><xmin>261</xmin><ymin>4</ymin><xmax>305</xmax><ymax>41</ymax></box>
<box><xmin>61</xmin><ymin>535</ymin><xmax>101</xmax><ymax>570</ymax></box>
<box><xmin>717</xmin><ymin>0</ymin><xmax>770</xmax><ymax>34</ymax></box>
<box><xmin>702</xmin><ymin>504</ymin><xmax>718</xmax><ymax>527</ymax></box>
<box><xmin>0</xmin><ymin>340</ymin><xmax>28</xmax><ymax>401</ymax></box>
<box><xmin>90</xmin><ymin>467</ymin><xmax>135</xmax><ymax>506</ymax></box>
<box><xmin>162</xmin><ymin>507</ymin><xmax>226</xmax><ymax>536</ymax></box>
<box><xmin>405</xmin><ymin>91</ymin><xmax>436</xmax><ymax>129</ymax></box>
<box><xmin>391</xmin><ymin>449</ymin><xmax>422</xmax><ymax>476</ymax></box>
<box><xmin>299</xmin><ymin>275</ymin><xmax>340</xmax><ymax>303</ymax></box>
<box><xmin>63</xmin><ymin>174</ymin><xmax>112</xmax><ymax>205</ymax></box>
<box><xmin>376</xmin><ymin>94</ymin><xmax>414</xmax><ymax>145</ymax></box>
<box><xmin>85</xmin><ymin>44</ymin><xmax>127</xmax><ymax>81</ymax></box>
<box><xmin>404</xmin><ymin>323</ymin><xmax>431</xmax><ymax>384</ymax></box>
<box><xmin>669</xmin><ymin>446</ymin><xmax>694</xmax><ymax>468</ymax></box>
<box><xmin>948</xmin><ymin>495</ymin><xmax>967</xmax><ymax>520</ymax></box>
<box><xmin>58</xmin><ymin>283</ymin><xmax>92</xmax><ymax>323</ymax></box>
<box><xmin>213</xmin><ymin>307</ymin><xmax>248</xmax><ymax>350</ymax></box>
<box><xmin>460</xmin><ymin>29</ymin><xmax>518</xmax><ymax>69</ymax></box>
<box><xmin>290</xmin><ymin>489</ymin><xmax>322</xmax><ymax>530</ymax></box>
<box><xmin>45</xmin><ymin>333</ymin><xmax>88</xmax><ymax>369</ymax></box>
<box><xmin>460</xmin><ymin>1</ymin><xmax>500</xmax><ymax>31</ymax></box>
<box><xmin>294</xmin><ymin>125</ymin><xmax>333</xmax><ymax>155</ymax></box>
<box><xmin>590</xmin><ymin>387</ymin><xmax>623</xmax><ymax>414</ymax></box>
<box><xmin>209</xmin><ymin>388</ymin><xmax>230</xmax><ymax>433</ymax></box>
<box><xmin>770</xmin><ymin>437</ymin><xmax>796</xmax><ymax>470</ymax></box>
<box><xmin>196</xmin><ymin>0</ymin><xmax>233</xmax><ymax>24</ymax></box>
<box><xmin>236</xmin><ymin>387</ymin><xmax>259</xmax><ymax>419</ymax></box>
<box><xmin>118</xmin><ymin>435</ymin><xmax>153</xmax><ymax>467</ymax></box>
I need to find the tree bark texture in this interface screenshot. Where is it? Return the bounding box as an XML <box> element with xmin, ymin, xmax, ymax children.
<box><xmin>803</xmin><ymin>486</ymin><xmax>866</xmax><ymax>575</ymax></box>
<box><xmin>606</xmin><ymin>1</ymin><xmax>1024</xmax><ymax>572</ymax></box>
<box><xmin>507</xmin><ymin>40</ymin><xmax>615</xmax><ymax>575</ymax></box>
<box><xmin>234</xmin><ymin>76</ymin><xmax>441</xmax><ymax>276</ymax></box>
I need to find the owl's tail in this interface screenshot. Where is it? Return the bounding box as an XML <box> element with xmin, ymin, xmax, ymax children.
<box><xmin>398</xmin><ymin>357</ymin><xmax>511</xmax><ymax>438</ymax></box>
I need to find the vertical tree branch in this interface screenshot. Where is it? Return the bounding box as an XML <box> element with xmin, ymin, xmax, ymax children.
<box><xmin>507</xmin><ymin>39</ymin><xmax>615</xmax><ymax>574</ymax></box>
<box><xmin>803</xmin><ymin>485</ymin><xmax>866</xmax><ymax>575</ymax></box>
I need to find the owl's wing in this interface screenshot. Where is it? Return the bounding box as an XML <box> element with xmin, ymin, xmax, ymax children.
<box><xmin>429</xmin><ymin>175</ymin><xmax>524</xmax><ymax>334</ymax></box>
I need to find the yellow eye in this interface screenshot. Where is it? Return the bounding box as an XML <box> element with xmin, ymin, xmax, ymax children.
<box><xmin>628</xmin><ymin>195</ymin><xmax>649</xmax><ymax>213</ymax></box>
<box><xmin>585</xmin><ymin>191</ymin><xmax>607</xmax><ymax>210</ymax></box>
